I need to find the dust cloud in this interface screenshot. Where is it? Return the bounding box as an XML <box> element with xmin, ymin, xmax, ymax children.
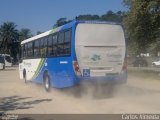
<box><xmin>1</xmin><ymin>68</ymin><xmax>160</xmax><ymax>113</ymax></box>
<box><xmin>59</xmin><ymin>80</ymin><xmax>127</xmax><ymax>99</ymax></box>
<box><xmin>59</xmin><ymin>76</ymin><xmax>160</xmax><ymax>100</ymax></box>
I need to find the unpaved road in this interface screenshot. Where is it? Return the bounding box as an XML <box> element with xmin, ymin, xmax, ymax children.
<box><xmin>0</xmin><ymin>67</ymin><xmax>160</xmax><ymax>114</ymax></box>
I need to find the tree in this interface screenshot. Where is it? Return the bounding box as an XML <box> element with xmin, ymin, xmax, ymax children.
<box><xmin>76</xmin><ymin>14</ymin><xmax>100</xmax><ymax>20</ymax></box>
<box><xmin>37</xmin><ymin>31</ymin><xmax>43</xmax><ymax>35</ymax></box>
<box><xmin>123</xmin><ymin>0</ymin><xmax>160</xmax><ymax>56</ymax></box>
<box><xmin>100</xmin><ymin>10</ymin><xmax>124</xmax><ymax>23</ymax></box>
<box><xmin>53</xmin><ymin>18</ymin><xmax>71</xmax><ymax>28</ymax></box>
<box><xmin>0</xmin><ymin>22</ymin><xmax>19</xmax><ymax>56</ymax></box>
<box><xmin>75</xmin><ymin>11</ymin><xmax>124</xmax><ymax>23</ymax></box>
<box><xmin>19</xmin><ymin>28</ymin><xmax>32</xmax><ymax>42</ymax></box>
<box><xmin>18</xmin><ymin>28</ymin><xmax>32</xmax><ymax>61</ymax></box>
<box><xmin>53</xmin><ymin>11</ymin><xmax>125</xmax><ymax>28</ymax></box>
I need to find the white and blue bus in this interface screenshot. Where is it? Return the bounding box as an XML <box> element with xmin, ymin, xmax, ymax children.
<box><xmin>19</xmin><ymin>20</ymin><xmax>127</xmax><ymax>91</ymax></box>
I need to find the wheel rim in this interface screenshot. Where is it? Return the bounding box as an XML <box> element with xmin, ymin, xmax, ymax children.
<box><xmin>23</xmin><ymin>73</ymin><xmax>27</xmax><ymax>83</ymax></box>
<box><xmin>45</xmin><ymin>76</ymin><xmax>49</xmax><ymax>89</ymax></box>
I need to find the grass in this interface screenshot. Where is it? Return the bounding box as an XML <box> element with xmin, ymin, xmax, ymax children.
<box><xmin>128</xmin><ymin>69</ymin><xmax>160</xmax><ymax>80</ymax></box>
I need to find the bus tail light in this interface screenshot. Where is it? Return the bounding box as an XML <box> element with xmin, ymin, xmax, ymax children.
<box><xmin>73</xmin><ymin>61</ymin><xmax>81</xmax><ymax>76</ymax></box>
<box><xmin>122</xmin><ymin>59</ymin><xmax>127</xmax><ymax>71</ymax></box>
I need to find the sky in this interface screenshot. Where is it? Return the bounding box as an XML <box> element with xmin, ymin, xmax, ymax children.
<box><xmin>0</xmin><ymin>0</ymin><xmax>127</xmax><ymax>35</ymax></box>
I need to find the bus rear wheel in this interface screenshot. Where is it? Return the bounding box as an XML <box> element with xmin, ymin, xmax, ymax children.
<box><xmin>44</xmin><ymin>74</ymin><xmax>50</xmax><ymax>92</ymax></box>
<box><xmin>23</xmin><ymin>69</ymin><xmax>27</xmax><ymax>83</ymax></box>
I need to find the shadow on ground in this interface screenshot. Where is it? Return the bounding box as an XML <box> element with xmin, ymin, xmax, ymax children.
<box><xmin>0</xmin><ymin>96</ymin><xmax>52</xmax><ymax>114</ymax></box>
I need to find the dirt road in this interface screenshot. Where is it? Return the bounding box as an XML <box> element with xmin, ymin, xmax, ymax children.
<box><xmin>0</xmin><ymin>67</ymin><xmax>160</xmax><ymax>114</ymax></box>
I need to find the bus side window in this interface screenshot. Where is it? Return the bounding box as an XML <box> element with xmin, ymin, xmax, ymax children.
<box><xmin>24</xmin><ymin>43</ymin><xmax>28</xmax><ymax>58</ymax></box>
<box><xmin>52</xmin><ymin>34</ymin><xmax>57</xmax><ymax>56</ymax></box>
<box><xmin>27</xmin><ymin>42</ymin><xmax>33</xmax><ymax>58</ymax></box>
<box><xmin>44</xmin><ymin>37</ymin><xmax>48</xmax><ymax>57</ymax></box>
<box><xmin>40</xmin><ymin>38</ymin><xmax>43</xmax><ymax>57</ymax></box>
<box><xmin>21</xmin><ymin>45</ymin><xmax>23</xmax><ymax>59</ymax></box>
<box><xmin>23</xmin><ymin>44</ymin><xmax>25</xmax><ymax>58</ymax></box>
<box><xmin>40</xmin><ymin>37</ymin><xmax>47</xmax><ymax>57</ymax></box>
<box><xmin>34</xmin><ymin>40</ymin><xmax>40</xmax><ymax>58</ymax></box>
<box><xmin>64</xmin><ymin>30</ymin><xmax>71</xmax><ymax>55</ymax></box>
<box><xmin>47</xmin><ymin>35</ymin><xmax>53</xmax><ymax>56</ymax></box>
<box><xmin>27</xmin><ymin>43</ymin><xmax>30</xmax><ymax>58</ymax></box>
<box><xmin>57</xmin><ymin>32</ymin><xmax>64</xmax><ymax>56</ymax></box>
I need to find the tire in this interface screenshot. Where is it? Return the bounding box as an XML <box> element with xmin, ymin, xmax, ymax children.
<box><xmin>23</xmin><ymin>69</ymin><xmax>27</xmax><ymax>83</ymax></box>
<box><xmin>44</xmin><ymin>74</ymin><xmax>50</xmax><ymax>92</ymax></box>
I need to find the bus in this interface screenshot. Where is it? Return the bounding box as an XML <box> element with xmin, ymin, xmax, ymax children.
<box><xmin>19</xmin><ymin>20</ymin><xmax>127</xmax><ymax>91</ymax></box>
<box><xmin>0</xmin><ymin>54</ymin><xmax>12</xmax><ymax>67</ymax></box>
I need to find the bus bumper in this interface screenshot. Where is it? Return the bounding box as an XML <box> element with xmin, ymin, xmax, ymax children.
<box><xmin>80</xmin><ymin>71</ymin><xmax>128</xmax><ymax>84</ymax></box>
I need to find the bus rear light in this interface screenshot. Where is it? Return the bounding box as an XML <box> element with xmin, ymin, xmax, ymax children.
<box><xmin>73</xmin><ymin>61</ymin><xmax>81</xmax><ymax>76</ymax></box>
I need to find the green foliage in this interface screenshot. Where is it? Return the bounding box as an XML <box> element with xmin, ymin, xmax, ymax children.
<box><xmin>77</xmin><ymin>11</ymin><xmax>125</xmax><ymax>22</ymax></box>
<box><xmin>54</xmin><ymin>11</ymin><xmax>126</xmax><ymax>27</ymax></box>
<box><xmin>19</xmin><ymin>28</ymin><xmax>32</xmax><ymax>42</ymax></box>
<box><xmin>76</xmin><ymin>14</ymin><xmax>100</xmax><ymax>20</ymax></box>
<box><xmin>123</xmin><ymin>0</ymin><xmax>160</xmax><ymax>56</ymax></box>
<box><xmin>36</xmin><ymin>31</ymin><xmax>43</xmax><ymax>35</ymax></box>
<box><xmin>53</xmin><ymin>18</ymin><xmax>72</xmax><ymax>28</ymax></box>
<box><xmin>0</xmin><ymin>22</ymin><xmax>33</xmax><ymax>62</ymax></box>
<box><xmin>0</xmin><ymin>22</ymin><xmax>20</xmax><ymax>62</ymax></box>
<box><xmin>123</xmin><ymin>0</ymin><xmax>132</xmax><ymax>8</ymax></box>
<box><xmin>100</xmin><ymin>11</ymin><xmax>125</xmax><ymax>23</ymax></box>
<box><xmin>0</xmin><ymin>22</ymin><xmax>19</xmax><ymax>54</ymax></box>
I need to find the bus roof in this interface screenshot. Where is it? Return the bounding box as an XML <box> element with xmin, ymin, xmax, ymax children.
<box><xmin>21</xmin><ymin>27</ymin><xmax>61</xmax><ymax>45</ymax></box>
<box><xmin>77</xmin><ymin>20</ymin><xmax>120</xmax><ymax>25</ymax></box>
<box><xmin>21</xmin><ymin>20</ymin><xmax>121</xmax><ymax>45</ymax></box>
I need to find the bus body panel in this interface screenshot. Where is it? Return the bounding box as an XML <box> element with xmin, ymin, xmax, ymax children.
<box><xmin>19</xmin><ymin>59</ymin><xmax>43</xmax><ymax>80</ymax></box>
<box><xmin>19</xmin><ymin>22</ymin><xmax>79</xmax><ymax>88</ymax></box>
<box><xmin>32</xmin><ymin>57</ymin><xmax>77</xmax><ymax>88</ymax></box>
<box><xmin>75</xmin><ymin>23</ymin><xmax>127</xmax><ymax>82</ymax></box>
